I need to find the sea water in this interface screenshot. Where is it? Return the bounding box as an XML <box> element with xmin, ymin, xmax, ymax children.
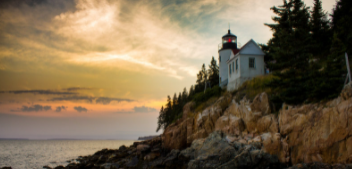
<box><xmin>0</xmin><ymin>140</ymin><xmax>135</xmax><ymax>169</ymax></box>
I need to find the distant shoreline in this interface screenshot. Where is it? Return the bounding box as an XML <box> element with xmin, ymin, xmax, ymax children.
<box><xmin>0</xmin><ymin>138</ymin><xmax>137</xmax><ymax>141</ymax></box>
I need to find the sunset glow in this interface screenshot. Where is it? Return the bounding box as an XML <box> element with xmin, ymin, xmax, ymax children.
<box><xmin>0</xmin><ymin>0</ymin><xmax>336</xmax><ymax>139</ymax></box>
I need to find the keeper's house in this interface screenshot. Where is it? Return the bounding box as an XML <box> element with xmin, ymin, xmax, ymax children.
<box><xmin>218</xmin><ymin>29</ymin><xmax>266</xmax><ymax>91</ymax></box>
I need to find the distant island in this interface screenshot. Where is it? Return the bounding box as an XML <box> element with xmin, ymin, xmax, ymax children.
<box><xmin>137</xmin><ymin>135</ymin><xmax>159</xmax><ymax>140</ymax></box>
<box><xmin>0</xmin><ymin>138</ymin><xmax>29</xmax><ymax>140</ymax></box>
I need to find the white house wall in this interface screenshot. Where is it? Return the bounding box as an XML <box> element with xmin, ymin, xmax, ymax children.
<box><xmin>227</xmin><ymin>54</ymin><xmax>265</xmax><ymax>91</ymax></box>
<box><xmin>240</xmin><ymin>54</ymin><xmax>264</xmax><ymax>78</ymax></box>
<box><xmin>239</xmin><ymin>40</ymin><xmax>265</xmax><ymax>55</ymax></box>
<box><xmin>219</xmin><ymin>49</ymin><xmax>232</xmax><ymax>86</ymax></box>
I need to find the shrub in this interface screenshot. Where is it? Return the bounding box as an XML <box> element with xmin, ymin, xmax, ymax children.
<box><xmin>192</xmin><ymin>86</ymin><xmax>222</xmax><ymax>104</ymax></box>
<box><xmin>232</xmin><ymin>74</ymin><xmax>282</xmax><ymax>113</ymax></box>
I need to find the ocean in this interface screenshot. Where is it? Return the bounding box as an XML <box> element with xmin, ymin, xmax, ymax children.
<box><xmin>0</xmin><ymin>140</ymin><xmax>136</xmax><ymax>169</ymax></box>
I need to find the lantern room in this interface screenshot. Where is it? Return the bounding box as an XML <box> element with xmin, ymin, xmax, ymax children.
<box><xmin>219</xmin><ymin>29</ymin><xmax>237</xmax><ymax>50</ymax></box>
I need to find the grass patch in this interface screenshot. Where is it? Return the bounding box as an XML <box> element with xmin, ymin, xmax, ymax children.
<box><xmin>232</xmin><ymin>74</ymin><xmax>282</xmax><ymax>113</ymax></box>
<box><xmin>191</xmin><ymin>86</ymin><xmax>223</xmax><ymax>113</ymax></box>
<box><xmin>232</xmin><ymin>75</ymin><xmax>276</xmax><ymax>101</ymax></box>
<box><xmin>194</xmin><ymin>96</ymin><xmax>219</xmax><ymax>113</ymax></box>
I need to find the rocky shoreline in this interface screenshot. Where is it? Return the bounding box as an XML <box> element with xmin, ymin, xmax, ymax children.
<box><xmin>19</xmin><ymin>131</ymin><xmax>352</xmax><ymax>169</ymax></box>
<box><xmin>1</xmin><ymin>83</ymin><xmax>351</xmax><ymax>169</ymax></box>
<box><xmin>2</xmin><ymin>131</ymin><xmax>351</xmax><ymax>169</ymax></box>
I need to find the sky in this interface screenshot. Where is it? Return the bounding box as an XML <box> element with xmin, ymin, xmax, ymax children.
<box><xmin>0</xmin><ymin>0</ymin><xmax>336</xmax><ymax>140</ymax></box>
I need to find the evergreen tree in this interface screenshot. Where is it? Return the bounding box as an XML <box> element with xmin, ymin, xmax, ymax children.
<box><xmin>313</xmin><ymin>0</ymin><xmax>352</xmax><ymax>100</ymax></box>
<box><xmin>181</xmin><ymin>87</ymin><xmax>188</xmax><ymax>105</ymax></box>
<box><xmin>263</xmin><ymin>0</ymin><xmax>293</xmax><ymax>71</ymax></box>
<box><xmin>164</xmin><ymin>95</ymin><xmax>172</xmax><ymax>127</ymax></box>
<box><xmin>265</xmin><ymin>0</ymin><xmax>313</xmax><ymax>104</ymax></box>
<box><xmin>172</xmin><ymin>93</ymin><xmax>177</xmax><ymax>120</ymax></box>
<box><xmin>310</xmin><ymin>0</ymin><xmax>331</xmax><ymax>61</ymax></box>
<box><xmin>201</xmin><ymin>63</ymin><xmax>208</xmax><ymax>83</ymax></box>
<box><xmin>156</xmin><ymin>106</ymin><xmax>164</xmax><ymax>132</ymax></box>
<box><xmin>189</xmin><ymin>85</ymin><xmax>195</xmax><ymax>99</ymax></box>
<box><xmin>307</xmin><ymin>0</ymin><xmax>351</xmax><ymax>101</ymax></box>
<box><xmin>195</xmin><ymin>69</ymin><xmax>204</xmax><ymax>93</ymax></box>
<box><xmin>177</xmin><ymin>92</ymin><xmax>182</xmax><ymax>116</ymax></box>
<box><xmin>331</xmin><ymin>0</ymin><xmax>352</xmax><ymax>56</ymax></box>
<box><xmin>208</xmin><ymin>56</ymin><xmax>219</xmax><ymax>87</ymax></box>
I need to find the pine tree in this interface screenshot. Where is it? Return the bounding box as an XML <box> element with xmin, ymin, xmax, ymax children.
<box><xmin>310</xmin><ymin>0</ymin><xmax>331</xmax><ymax>61</ymax></box>
<box><xmin>208</xmin><ymin>56</ymin><xmax>219</xmax><ymax>87</ymax></box>
<box><xmin>177</xmin><ymin>92</ymin><xmax>182</xmax><ymax>116</ymax></box>
<box><xmin>195</xmin><ymin>70</ymin><xmax>203</xmax><ymax>93</ymax></box>
<box><xmin>189</xmin><ymin>85</ymin><xmax>195</xmax><ymax>99</ymax></box>
<box><xmin>305</xmin><ymin>0</ymin><xmax>335</xmax><ymax>102</ymax></box>
<box><xmin>172</xmin><ymin>93</ymin><xmax>177</xmax><ymax>120</ymax></box>
<box><xmin>181</xmin><ymin>87</ymin><xmax>188</xmax><ymax>105</ymax></box>
<box><xmin>263</xmin><ymin>0</ymin><xmax>293</xmax><ymax>71</ymax></box>
<box><xmin>314</xmin><ymin>0</ymin><xmax>352</xmax><ymax>100</ymax></box>
<box><xmin>201</xmin><ymin>63</ymin><xmax>208</xmax><ymax>83</ymax></box>
<box><xmin>331</xmin><ymin>0</ymin><xmax>352</xmax><ymax>56</ymax></box>
<box><xmin>156</xmin><ymin>106</ymin><xmax>164</xmax><ymax>132</ymax></box>
<box><xmin>164</xmin><ymin>95</ymin><xmax>172</xmax><ymax>127</ymax></box>
<box><xmin>265</xmin><ymin>0</ymin><xmax>312</xmax><ymax>104</ymax></box>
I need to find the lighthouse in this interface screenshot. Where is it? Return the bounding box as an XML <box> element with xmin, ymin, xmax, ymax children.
<box><xmin>218</xmin><ymin>29</ymin><xmax>239</xmax><ymax>88</ymax></box>
<box><xmin>218</xmin><ymin>29</ymin><xmax>266</xmax><ymax>91</ymax></box>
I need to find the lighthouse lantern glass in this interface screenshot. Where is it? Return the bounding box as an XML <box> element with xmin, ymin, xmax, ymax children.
<box><xmin>222</xmin><ymin>37</ymin><xmax>237</xmax><ymax>44</ymax></box>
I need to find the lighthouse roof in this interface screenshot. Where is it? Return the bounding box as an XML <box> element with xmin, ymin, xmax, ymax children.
<box><xmin>222</xmin><ymin>29</ymin><xmax>237</xmax><ymax>38</ymax></box>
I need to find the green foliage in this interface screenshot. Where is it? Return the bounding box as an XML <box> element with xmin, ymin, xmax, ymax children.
<box><xmin>192</xmin><ymin>86</ymin><xmax>222</xmax><ymax>104</ymax></box>
<box><xmin>232</xmin><ymin>75</ymin><xmax>282</xmax><ymax>112</ymax></box>
<box><xmin>263</xmin><ymin>0</ymin><xmax>348</xmax><ymax>105</ymax></box>
<box><xmin>156</xmin><ymin>58</ymin><xmax>220</xmax><ymax>131</ymax></box>
<box><xmin>233</xmin><ymin>75</ymin><xmax>276</xmax><ymax>101</ymax></box>
<box><xmin>208</xmin><ymin>56</ymin><xmax>219</xmax><ymax>87</ymax></box>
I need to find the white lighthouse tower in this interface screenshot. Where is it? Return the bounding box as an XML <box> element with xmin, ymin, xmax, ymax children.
<box><xmin>218</xmin><ymin>29</ymin><xmax>238</xmax><ymax>88</ymax></box>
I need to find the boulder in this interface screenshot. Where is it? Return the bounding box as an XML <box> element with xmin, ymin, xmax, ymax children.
<box><xmin>119</xmin><ymin>145</ymin><xmax>127</xmax><ymax>151</ymax></box>
<box><xmin>162</xmin><ymin>118</ymin><xmax>188</xmax><ymax>150</ymax></box>
<box><xmin>185</xmin><ymin>131</ymin><xmax>283</xmax><ymax>169</ymax></box>
<box><xmin>144</xmin><ymin>152</ymin><xmax>160</xmax><ymax>161</ymax></box>
<box><xmin>341</xmin><ymin>82</ymin><xmax>352</xmax><ymax>100</ymax></box>
<box><xmin>136</xmin><ymin>144</ymin><xmax>150</xmax><ymax>152</ymax></box>
<box><xmin>100</xmin><ymin>163</ymin><xmax>119</xmax><ymax>169</ymax></box>
<box><xmin>279</xmin><ymin>95</ymin><xmax>352</xmax><ymax>164</ymax></box>
<box><xmin>183</xmin><ymin>102</ymin><xmax>195</xmax><ymax>119</ymax></box>
<box><xmin>250</xmin><ymin>92</ymin><xmax>271</xmax><ymax>115</ymax></box>
<box><xmin>125</xmin><ymin>156</ymin><xmax>139</xmax><ymax>168</ymax></box>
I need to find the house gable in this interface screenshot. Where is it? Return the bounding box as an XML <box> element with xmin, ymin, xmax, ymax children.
<box><xmin>239</xmin><ymin>39</ymin><xmax>265</xmax><ymax>55</ymax></box>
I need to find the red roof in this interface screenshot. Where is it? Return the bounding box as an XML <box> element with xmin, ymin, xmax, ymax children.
<box><xmin>231</xmin><ymin>49</ymin><xmax>240</xmax><ymax>56</ymax></box>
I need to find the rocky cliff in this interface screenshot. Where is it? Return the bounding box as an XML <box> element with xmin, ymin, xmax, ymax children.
<box><xmin>35</xmin><ymin>83</ymin><xmax>352</xmax><ymax>169</ymax></box>
<box><xmin>163</xmin><ymin>82</ymin><xmax>352</xmax><ymax>165</ymax></box>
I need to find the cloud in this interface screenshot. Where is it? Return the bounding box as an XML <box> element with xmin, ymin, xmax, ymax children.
<box><xmin>55</xmin><ymin>106</ymin><xmax>67</xmax><ymax>112</ymax></box>
<box><xmin>0</xmin><ymin>0</ymin><xmax>49</xmax><ymax>8</ymax></box>
<box><xmin>48</xmin><ymin>96</ymin><xmax>95</xmax><ymax>103</ymax></box>
<box><xmin>74</xmin><ymin>106</ymin><xmax>87</xmax><ymax>112</ymax></box>
<box><xmin>64</xmin><ymin>87</ymin><xmax>94</xmax><ymax>91</ymax></box>
<box><xmin>96</xmin><ymin>97</ymin><xmax>134</xmax><ymax>105</ymax></box>
<box><xmin>133</xmin><ymin>106</ymin><xmax>157</xmax><ymax>113</ymax></box>
<box><xmin>2</xmin><ymin>90</ymin><xmax>77</xmax><ymax>95</ymax></box>
<box><xmin>20</xmin><ymin>104</ymin><xmax>52</xmax><ymax>112</ymax></box>
<box><xmin>48</xmin><ymin>96</ymin><xmax>133</xmax><ymax>104</ymax></box>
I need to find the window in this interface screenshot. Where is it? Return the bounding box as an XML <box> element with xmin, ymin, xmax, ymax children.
<box><xmin>236</xmin><ymin>59</ymin><xmax>238</xmax><ymax>71</ymax></box>
<box><xmin>232</xmin><ymin>62</ymin><xmax>234</xmax><ymax>73</ymax></box>
<box><xmin>219</xmin><ymin>56</ymin><xmax>221</xmax><ymax>62</ymax></box>
<box><xmin>249</xmin><ymin>58</ymin><xmax>255</xmax><ymax>68</ymax></box>
<box><xmin>229</xmin><ymin>64</ymin><xmax>231</xmax><ymax>74</ymax></box>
